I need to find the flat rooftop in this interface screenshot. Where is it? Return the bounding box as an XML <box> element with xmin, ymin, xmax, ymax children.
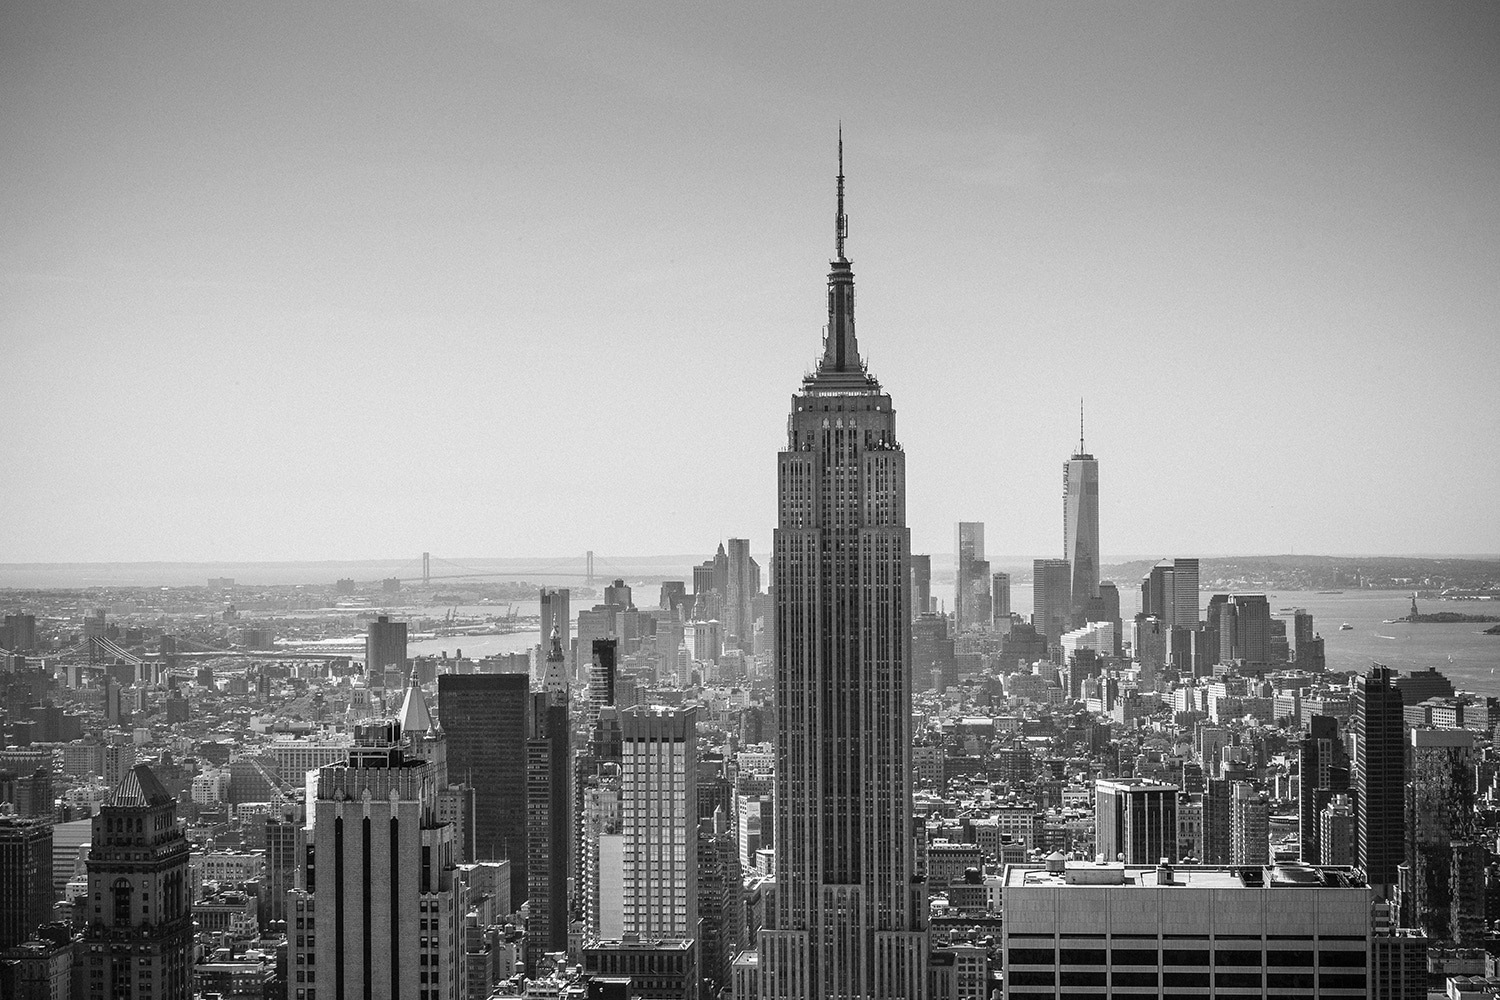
<box><xmin>1006</xmin><ymin>862</ymin><xmax>1366</xmax><ymax>890</ymax></box>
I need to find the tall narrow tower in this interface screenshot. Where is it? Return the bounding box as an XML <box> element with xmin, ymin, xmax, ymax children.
<box><xmin>759</xmin><ymin>135</ymin><xmax>927</xmax><ymax>1000</ymax></box>
<box><xmin>1064</xmin><ymin>400</ymin><xmax>1100</xmax><ymax>621</ymax></box>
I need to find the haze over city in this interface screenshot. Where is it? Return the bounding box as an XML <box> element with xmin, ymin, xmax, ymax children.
<box><xmin>4</xmin><ymin>1</ymin><xmax>1498</xmax><ymax>565</ymax></box>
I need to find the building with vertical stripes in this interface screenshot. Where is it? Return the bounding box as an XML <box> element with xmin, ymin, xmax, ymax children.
<box><xmin>757</xmin><ymin>138</ymin><xmax>926</xmax><ymax>1000</ymax></box>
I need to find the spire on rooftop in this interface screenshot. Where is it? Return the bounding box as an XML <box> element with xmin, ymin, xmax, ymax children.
<box><xmin>817</xmin><ymin>126</ymin><xmax>863</xmax><ymax>378</ymax></box>
<box><xmin>397</xmin><ymin>674</ymin><xmax>434</xmax><ymax>734</ymax></box>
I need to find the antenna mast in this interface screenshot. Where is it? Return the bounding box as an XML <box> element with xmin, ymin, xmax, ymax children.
<box><xmin>835</xmin><ymin>124</ymin><xmax>848</xmax><ymax>260</ymax></box>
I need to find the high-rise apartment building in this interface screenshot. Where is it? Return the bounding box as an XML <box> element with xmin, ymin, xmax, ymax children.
<box><xmin>309</xmin><ymin>720</ymin><xmax>461</xmax><ymax>1000</ymax></box>
<box><xmin>1229</xmin><ymin>782</ymin><xmax>1269</xmax><ymax>865</ymax></box>
<box><xmin>1031</xmin><ymin>559</ymin><xmax>1072</xmax><ymax>647</ymax></box>
<box><xmin>364</xmin><ymin>614</ymin><xmax>407</xmax><ymax>688</ymax></box>
<box><xmin>0</xmin><ymin>815</ymin><xmax>52</xmax><ymax>950</ymax></box>
<box><xmin>620</xmin><ymin>707</ymin><xmax>698</xmax><ymax>940</ymax></box>
<box><xmin>1063</xmin><ymin>412</ymin><xmax>1099</xmax><ymax>619</ymax></box>
<box><xmin>759</xmin><ymin>144</ymin><xmax>927</xmax><ymax>1000</ymax></box>
<box><xmin>1094</xmin><ymin>778</ymin><xmax>1178</xmax><ymax>864</ymax></box>
<box><xmin>81</xmin><ymin>766</ymin><xmax>193</xmax><ymax>1000</ymax></box>
<box><xmin>437</xmin><ymin>674</ymin><xmax>530</xmax><ymax>882</ymax></box>
<box><xmin>1356</xmin><ymin>665</ymin><xmax>1405</xmax><ymax>887</ymax></box>
<box><xmin>954</xmin><ymin>522</ymin><xmax>990</xmax><ymax>633</ymax></box>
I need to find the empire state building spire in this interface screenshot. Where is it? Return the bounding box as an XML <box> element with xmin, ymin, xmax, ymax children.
<box><xmin>819</xmin><ymin>128</ymin><xmax>862</xmax><ymax>376</ymax></box>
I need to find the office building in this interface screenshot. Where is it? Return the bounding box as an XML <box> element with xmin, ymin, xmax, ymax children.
<box><xmin>364</xmin><ymin>614</ymin><xmax>407</xmax><ymax>687</ymax></box>
<box><xmin>1217</xmin><ymin>593</ymin><xmax>1272</xmax><ymax>667</ymax></box>
<box><xmin>603</xmin><ymin>579</ymin><xmax>633</xmax><ymax>610</ymax></box>
<box><xmin>438</xmin><ymin>674</ymin><xmax>530</xmax><ymax>883</ymax></box>
<box><xmin>1356</xmin><ymin>665</ymin><xmax>1405</xmax><ymax>887</ymax></box>
<box><xmin>541</xmin><ymin>626</ymin><xmax>568</xmax><ymax>702</ymax></box>
<box><xmin>81</xmin><ymin>765</ymin><xmax>193</xmax><ymax>1000</ymax></box>
<box><xmin>309</xmin><ymin>720</ymin><xmax>461</xmax><ymax>1000</ymax></box>
<box><xmin>725</xmin><ymin>538</ymin><xmax>759</xmax><ymax>651</ymax></box>
<box><xmin>911</xmin><ymin>613</ymin><xmax>957</xmax><ymax>692</ymax></box>
<box><xmin>1001</xmin><ymin>860</ymin><xmax>1380</xmax><ymax>1000</ymax></box>
<box><xmin>1141</xmin><ymin>558</ymin><xmax>1200</xmax><ymax>631</ymax></box>
<box><xmin>540</xmin><ymin>588</ymin><xmax>571</xmax><ymax>650</ymax></box>
<box><xmin>1031</xmin><ymin>559</ymin><xmax>1072</xmax><ymax>647</ymax></box>
<box><xmin>0</xmin><ymin>815</ymin><xmax>52</xmax><ymax>950</ymax></box>
<box><xmin>263</xmin><ymin>803</ymin><xmax>304</xmax><ymax>929</ymax></box>
<box><xmin>1408</xmin><ymin>727</ymin><xmax>1479</xmax><ymax>940</ymax></box>
<box><xmin>1063</xmin><ymin>409</ymin><xmax>1099</xmax><ymax>619</ymax></box>
<box><xmin>526</xmin><ymin>685</ymin><xmax>570</xmax><ymax>972</ymax></box>
<box><xmin>759</xmin><ymin>147</ymin><xmax>927</xmax><ymax>1000</ymax></box>
<box><xmin>1095</xmin><ymin>778</ymin><xmax>1178</xmax><ymax>864</ymax></box>
<box><xmin>910</xmin><ymin>555</ymin><xmax>932</xmax><ymax>617</ymax></box>
<box><xmin>1297</xmin><ymin>715</ymin><xmax>1350</xmax><ymax>865</ymax></box>
<box><xmin>991</xmin><ymin>571</ymin><xmax>1011</xmax><ymax>626</ymax></box>
<box><xmin>954</xmin><ymin>522</ymin><xmax>990</xmax><ymax>633</ymax></box>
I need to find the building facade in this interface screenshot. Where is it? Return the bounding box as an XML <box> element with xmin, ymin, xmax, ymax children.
<box><xmin>81</xmin><ymin>765</ymin><xmax>193</xmax><ymax>1000</ymax></box>
<box><xmin>758</xmin><ymin>147</ymin><xmax>927</xmax><ymax>999</ymax></box>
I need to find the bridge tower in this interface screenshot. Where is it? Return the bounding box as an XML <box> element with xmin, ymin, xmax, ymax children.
<box><xmin>585</xmin><ymin>551</ymin><xmax>594</xmax><ymax>587</ymax></box>
<box><xmin>422</xmin><ymin>552</ymin><xmax>431</xmax><ymax>585</ymax></box>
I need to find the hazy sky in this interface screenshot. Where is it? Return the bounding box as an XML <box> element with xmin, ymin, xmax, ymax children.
<box><xmin>4</xmin><ymin>1</ymin><xmax>1498</xmax><ymax>565</ymax></box>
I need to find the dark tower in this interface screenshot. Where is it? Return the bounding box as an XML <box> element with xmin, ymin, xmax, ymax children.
<box><xmin>1356</xmin><ymin>665</ymin><xmax>1405</xmax><ymax>887</ymax></box>
<box><xmin>437</xmin><ymin>674</ymin><xmax>531</xmax><ymax>884</ymax></box>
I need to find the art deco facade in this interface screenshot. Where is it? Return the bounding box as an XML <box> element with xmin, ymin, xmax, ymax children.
<box><xmin>81</xmin><ymin>765</ymin><xmax>193</xmax><ymax>1000</ymax></box>
<box><xmin>758</xmin><ymin>146</ymin><xmax>926</xmax><ymax>1000</ymax></box>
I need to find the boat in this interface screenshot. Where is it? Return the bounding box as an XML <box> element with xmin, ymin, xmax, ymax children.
<box><xmin>1339</xmin><ymin>622</ymin><xmax>1353</xmax><ymax>630</ymax></box>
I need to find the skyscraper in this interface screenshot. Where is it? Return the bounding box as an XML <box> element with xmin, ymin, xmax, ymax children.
<box><xmin>81</xmin><ymin>765</ymin><xmax>193</xmax><ymax>1000</ymax></box>
<box><xmin>725</xmin><ymin>538</ymin><xmax>758</xmax><ymax>651</ymax></box>
<box><xmin>953</xmin><ymin>522</ymin><xmax>990</xmax><ymax>633</ymax></box>
<box><xmin>1297</xmin><ymin>715</ymin><xmax>1350</xmax><ymax>865</ymax></box>
<box><xmin>526</xmin><ymin>687</ymin><xmax>570</xmax><ymax>971</ymax></box>
<box><xmin>1094</xmin><ymin>778</ymin><xmax>1178</xmax><ymax>864</ymax></box>
<box><xmin>620</xmin><ymin>706</ymin><xmax>697</xmax><ymax>940</ymax></box>
<box><xmin>990</xmin><ymin>571</ymin><xmax>1011</xmax><ymax>626</ymax></box>
<box><xmin>437</xmin><ymin>674</ymin><xmax>530</xmax><ymax>881</ymax></box>
<box><xmin>910</xmin><ymin>555</ymin><xmax>932</xmax><ymax>618</ymax></box>
<box><xmin>1031</xmin><ymin>558</ymin><xmax>1072</xmax><ymax>647</ymax></box>
<box><xmin>1356</xmin><ymin>665</ymin><xmax>1405</xmax><ymax>887</ymax></box>
<box><xmin>1063</xmin><ymin>404</ymin><xmax>1099</xmax><ymax>619</ymax></box>
<box><xmin>539</xmin><ymin>588</ymin><xmax>571</xmax><ymax>650</ymax></box>
<box><xmin>0</xmin><ymin>815</ymin><xmax>52</xmax><ymax>950</ymax></box>
<box><xmin>759</xmin><ymin>140</ymin><xmax>926</xmax><ymax>1000</ymax></box>
<box><xmin>1408</xmin><ymin>728</ymin><xmax>1479</xmax><ymax>940</ymax></box>
<box><xmin>364</xmin><ymin>614</ymin><xmax>407</xmax><ymax>688</ymax></box>
<box><xmin>309</xmin><ymin>720</ymin><xmax>461</xmax><ymax>1000</ymax></box>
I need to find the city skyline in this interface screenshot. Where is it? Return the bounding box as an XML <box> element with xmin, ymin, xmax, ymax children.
<box><xmin>5</xmin><ymin>2</ymin><xmax>1499</xmax><ymax>565</ymax></box>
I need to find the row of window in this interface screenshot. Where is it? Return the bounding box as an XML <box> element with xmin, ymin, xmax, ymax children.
<box><xmin>1009</xmin><ymin>947</ymin><xmax>1366</xmax><ymax>967</ymax></box>
<box><xmin>1008</xmin><ymin>969</ymin><xmax>1367</xmax><ymax>989</ymax></box>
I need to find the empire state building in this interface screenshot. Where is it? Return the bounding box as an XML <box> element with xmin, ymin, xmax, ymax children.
<box><xmin>758</xmin><ymin>139</ymin><xmax>927</xmax><ymax>1000</ymax></box>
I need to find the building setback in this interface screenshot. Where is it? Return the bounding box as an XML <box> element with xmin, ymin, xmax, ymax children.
<box><xmin>758</xmin><ymin>140</ymin><xmax>926</xmax><ymax>1000</ymax></box>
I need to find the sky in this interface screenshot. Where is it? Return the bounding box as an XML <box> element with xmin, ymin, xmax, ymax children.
<box><xmin>3</xmin><ymin>1</ymin><xmax>1498</xmax><ymax>565</ymax></box>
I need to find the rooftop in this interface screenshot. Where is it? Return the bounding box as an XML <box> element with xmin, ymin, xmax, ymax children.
<box><xmin>1005</xmin><ymin>861</ymin><xmax>1367</xmax><ymax>890</ymax></box>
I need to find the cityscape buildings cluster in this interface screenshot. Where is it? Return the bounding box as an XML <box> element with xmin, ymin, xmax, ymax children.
<box><xmin>2</xmin><ymin>151</ymin><xmax>1498</xmax><ymax>1000</ymax></box>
